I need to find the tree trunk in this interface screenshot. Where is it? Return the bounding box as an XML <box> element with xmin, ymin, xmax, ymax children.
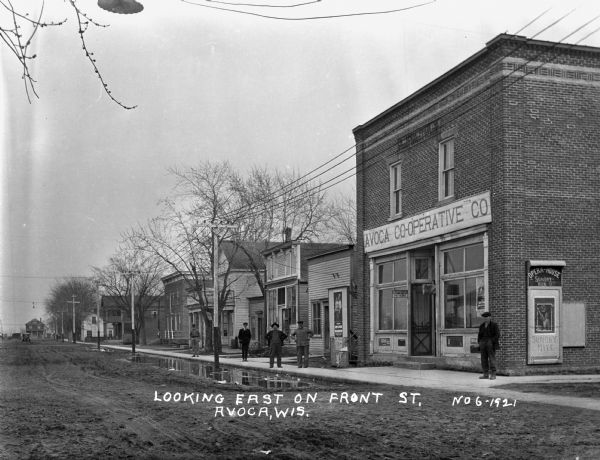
<box><xmin>200</xmin><ymin>310</ymin><xmax>213</xmax><ymax>352</ymax></box>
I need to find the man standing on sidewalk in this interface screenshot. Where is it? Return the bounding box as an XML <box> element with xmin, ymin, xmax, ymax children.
<box><xmin>478</xmin><ymin>312</ymin><xmax>500</xmax><ymax>379</ymax></box>
<box><xmin>190</xmin><ymin>324</ymin><xmax>200</xmax><ymax>357</ymax></box>
<box><xmin>266</xmin><ymin>323</ymin><xmax>287</xmax><ymax>369</ymax></box>
<box><xmin>238</xmin><ymin>322</ymin><xmax>252</xmax><ymax>362</ymax></box>
<box><xmin>292</xmin><ymin>320</ymin><xmax>313</xmax><ymax>368</ymax></box>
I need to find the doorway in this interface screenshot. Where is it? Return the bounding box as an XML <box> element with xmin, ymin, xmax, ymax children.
<box><xmin>411</xmin><ymin>284</ymin><xmax>435</xmax><ymax>355</ymax></box>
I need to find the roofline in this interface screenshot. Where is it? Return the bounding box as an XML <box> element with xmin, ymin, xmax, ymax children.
<box><xmin>353</xmin><ymin>33</ymin><xmax>600</xmax><ymax>135</ymax></box>
<box><xmin>306</xmin><ymin>244</ymin><xmax>354</xmax><ymax>261</ymax></box>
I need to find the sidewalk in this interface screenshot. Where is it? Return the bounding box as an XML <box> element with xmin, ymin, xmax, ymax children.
<box><xmin>100</xmin><ymin>343</ymin><xmax>600</xmax><ymax>411</ymax></box>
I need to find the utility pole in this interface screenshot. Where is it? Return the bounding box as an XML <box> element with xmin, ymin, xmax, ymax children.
<box><xmin>97</xmin><ymin>298</ymin><xmax>101</xmax><ymax>350</ymax></box>
<box><xmin>210</xmin><ymin>222</ymin><xmax>237</xmax><ymax>368</ymax></box>
<box><xmin>66</xmin><ymin>295</ymin><xmax>80</xmax><ymax>343</ymax></box>
<box><xmin>131</xmin><ymin>276</ymin><xmax>136</xmax><ymax>355</ymax></box>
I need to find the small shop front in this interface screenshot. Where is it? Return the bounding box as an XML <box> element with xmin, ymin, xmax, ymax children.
<box><xmin>364</xmin><ymin>192</ymin><xmax>492</xmax><ymax>365</ymax></box>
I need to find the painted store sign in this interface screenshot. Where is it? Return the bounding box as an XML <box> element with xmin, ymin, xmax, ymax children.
<box><xmin>364</xmin><ymin>192</ymin><xmax>492</xmax><ymax>253</ymax></box>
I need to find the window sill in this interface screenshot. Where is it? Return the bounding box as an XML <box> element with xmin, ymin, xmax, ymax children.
<box><xmin>437</xmin><ymin>196</ymin><xmax>455</xmax><ymax>205</ymax></box>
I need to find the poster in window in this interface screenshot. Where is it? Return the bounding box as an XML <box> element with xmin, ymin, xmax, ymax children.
<box><xmin>534</xmin><ymin>299</ymin><xmax>555</xmax><ymax>333</ymax></box>
<box><xmin>334</xmin><ymin>291</ymin><xmax>343</xmax><ymax>337</ymax></box>
<box><xmin>476</xmin><ymin>276</ymin><xmax>485</xmax><ymax>313</ymax></box>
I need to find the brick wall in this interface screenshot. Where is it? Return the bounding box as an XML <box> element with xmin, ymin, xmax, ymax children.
<box><xmin>354</xmin><ymin>34</ymin><xmax>600</xmax><ymax>372</ymax></box>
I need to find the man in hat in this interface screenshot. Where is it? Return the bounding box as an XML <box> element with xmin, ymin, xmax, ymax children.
<box><xmin>477</xmin><ymin>311</ymin><xmax>500</xmax><ymax>379</ymax></box>
<box><xmin>265</xmin><ymin>322</ymin><xmax>287</xmax><ymax>368</ymax></box>
<box><xmin>238</xmin><ymin>322</ymin><xmax>252</xmax><ymax>362</ymax></box>
<box><xmin>190</xmin><ymin>324</ymin><xmax>200</xmax><ymax>357</ymax></box>
<box><xmin>291</xmin><ymin>320</ymin><xmax>313</xmax><ymax>368</ymax></box>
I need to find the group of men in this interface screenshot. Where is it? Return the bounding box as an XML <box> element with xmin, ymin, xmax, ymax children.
<box><xmin>190</xmin><ymin>311</ymin><xmax>499</xmax><ymax>379</ymax></box>
<box><xmin>189</xmin><ymin>320</ymin><xmax>314</xmax><ymax>368</ymax></box>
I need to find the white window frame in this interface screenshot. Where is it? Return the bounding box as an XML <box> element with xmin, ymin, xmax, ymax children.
<box><xmin>375</xmin><ymin>256</ymin><xmax>408</xmax><ymax>332</ymax></box>
<box><xmin>390</xmin><ymin>162</ymin><xmax>402</xmax><ymax>218</ymax></box>
<box><xmin>440</xmin><ymin>241</ymin><xmax>486</xmax><ymax>330</ymax></box>
<box><xmin>311</xmin><ymin>301</ymin><xmax>322</xmax><ymax>336</ymax></box>
<box><xmin>438</xmin><ymin>138</ymin><xmax>455</xmax><ymax>200</ymax></box>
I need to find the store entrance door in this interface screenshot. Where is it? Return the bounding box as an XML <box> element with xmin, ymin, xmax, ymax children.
<box><xmin>411</xmin><ymin>284</ymin><xmax>435</xmax><ymax>356</ymax></box>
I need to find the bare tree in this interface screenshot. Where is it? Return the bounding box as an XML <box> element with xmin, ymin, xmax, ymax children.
<box><xmin>44</xmin><ymin>277</ymin><xmax>98</xmax><ymax>340</ymax></box>
<box><xmin>127</xmin><ymin>160</ymin><xmax>342</xmax><ymax>356</ymax></box>
<box><xmin>127</xmin><ymin>161</ymin><xmax>241</xmax><ymax>355</ymax></box>
<box><xmin>1</xmin><ymin>0</ymin><xmax>135</xmax><ymax>109</ymax></box>
<box><xmin>91</xmin><ymin>239</ymin><xmax>164</xmax><ymax>345</ymax></box>
<box><xmin>324</xmin><ymin>192</ymin><xmax>357</xmax><ymax>244</ymax></box>
<box><xmin>230</xmin><ymin>166</ymin><xmax>331</xmax><ymax>244</ymax></box>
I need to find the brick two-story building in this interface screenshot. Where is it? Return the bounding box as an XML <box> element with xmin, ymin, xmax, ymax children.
<box><xmin>353</xmin><ymin>34</ymin><xmax>600</xmax><ymax>374</ymax></box>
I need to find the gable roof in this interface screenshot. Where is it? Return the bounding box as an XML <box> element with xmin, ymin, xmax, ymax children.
<box><xmin>220</xmin><ymin>240</ymin><xmax>279</xmax><ymax>270</ymax></box>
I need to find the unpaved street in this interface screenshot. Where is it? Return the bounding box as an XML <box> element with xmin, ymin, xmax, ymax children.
<box><xmin>1</xmin><ymin>341</ymin><xmax>599</xmax><ymax>459</ymax></box>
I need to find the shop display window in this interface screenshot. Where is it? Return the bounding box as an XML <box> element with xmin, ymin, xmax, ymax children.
<box><xmin>442</xmin><ymin>243</ymin><xmax>485</xmax><ymax>329</ymax></box>
<box><xmin>376</xmin><ymin>257</ymin><xmax>408</xmax><ymax>331</ymax></box>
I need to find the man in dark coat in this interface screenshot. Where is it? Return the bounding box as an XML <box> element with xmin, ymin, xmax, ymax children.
<box><xmin>291</xmin><ymin>320</ymin><xmax>313</xmax><ymax>368</ymax></box>
<box><xmin>265</xmin><ymin>322</ymin><xmax>287</xmax><ymax>369</ymax></box>
<box><xmin>238</xmin><ymin>322</ymin><xmax>252</xmax><ymax>362</ymax></box>
<box><xmin>477</xmin><ymin>312</ymin><xmax>500</xmax><ymax>379</ymax></box>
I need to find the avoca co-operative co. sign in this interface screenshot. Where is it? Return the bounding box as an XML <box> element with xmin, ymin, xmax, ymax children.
<box><xmin>363</xmin><ymin>192</ymin><xmax>491</xmax><ymax>253</ymax></box>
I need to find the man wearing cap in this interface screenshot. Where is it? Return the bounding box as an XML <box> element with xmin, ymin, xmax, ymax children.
<box><xmin>238</xmin><ymin>322</ymin><xmax>252</xmax><ymax>362</ymax></box>
<box><xmin>265</xmin><ymin>322</ymin><xmax>287</xmax><ymax>368</ymax></box>
<box><xmin>478</xmin><ymin>311</ymin><xmax>500</xmax><ymax>379</ymax></box>
<box><xmin>291</xmin><ymin>320</ymin><xmax>313</xmax><ymax>368</ymax></box>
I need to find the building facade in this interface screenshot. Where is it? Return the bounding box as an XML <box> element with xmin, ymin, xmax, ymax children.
<box><xmin>80</xmin><ymin>313</ymin><xmax>111</xmax><ymax>342</ymax></box>
<box><xmin>25</xmin><ymin>319</ymin><xmax>45</xmax><ymax>338</ymax></box>
<box><xmin>354</xmin><ymin>34</ymin><xmax>600</xmax><ymax>374</ymax></box>
<box><xmin>162</xmin><ymin>273</ymin><xmax>200</xmax><ymax>346</ymax></box>
<box><xmin>307</xmin><ymin>245</ymin><xmax>354</xmax><ymax>359</ymax></box>
<box><xmin>264</xmin><ymin>241</ymin><xmax>342</xmax><ymax>347</ymax></box>
<box><xmin>219</xmin><ymin>241</ymin><xmax>274</xmax><ymax>349</ymax></box>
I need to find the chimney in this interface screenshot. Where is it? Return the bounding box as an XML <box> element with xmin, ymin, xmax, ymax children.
<box><xmin>283</xmin><ymin>227</ymin><xmax>292</xmax><ymax>242</ymax></box>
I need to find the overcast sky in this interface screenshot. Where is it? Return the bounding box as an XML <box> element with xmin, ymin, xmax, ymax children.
<box><xmin>1</xmin><ymin>0</ymin><xmax>598</xmax><ymax>332</ymax></box>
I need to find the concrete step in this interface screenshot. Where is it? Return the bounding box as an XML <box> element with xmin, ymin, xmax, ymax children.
<box><xmin>393</xmin><ymin>360</ymin><xmax>436</xmax><ymax>370</ymax></box>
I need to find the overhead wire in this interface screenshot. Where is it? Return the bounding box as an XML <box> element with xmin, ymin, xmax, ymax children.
<box><xmin>218</xmin><ymin>7</ymin><xmax>569</xmax><ymax>223</ymax></box>
<box><xmin>180</xmin><ymin>0</ymin><xmax>437</xmax><ymax>21</ymax></box>
<box><xmin>127</xmin><ymin>8</ymin><xmax>599</xmax><ymax>264</ymax></box>
<box><xmin>219</xmin><ymin>9</ymin><xmax>600</xmax><ymax>225</ymax></box>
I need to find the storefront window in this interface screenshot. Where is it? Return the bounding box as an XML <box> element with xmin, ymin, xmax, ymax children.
<box><xmin>376</xmin><ymin>257</ymin><xmax>408</xmax><ymax>331</ymax></box>
<box><xmin>442</xmin><ymin>242</ymin><xmax>485</xmax><ymax>329</ymax></box>
<box><xmin>287</xmin><ymin>286</ymin><xmax>296</xmax><ymax>323</ymax></box>
<box><xmin>379</xmin><ymin>289</ymin><xmax>394</xmax><ymax>330</ymax></box>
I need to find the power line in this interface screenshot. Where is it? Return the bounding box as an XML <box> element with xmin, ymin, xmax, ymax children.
<box><xmin>130</xmin><ymin>11</ymin><xmax>598</xmax><ymax>262</ymax></box>
<box><xmin>217</xmin><ymin>9</ymin><xmax>573</xmax><ymax>223</ymax></box>
<box><xmin>181</xmin><ymin>0</ymin><xmax>437</xmax><ymax>21</ymax></box>
<box><xmin>226</xmin><ymin>14</ymin><xmax>600</xmax><ymax>223</ymax></box>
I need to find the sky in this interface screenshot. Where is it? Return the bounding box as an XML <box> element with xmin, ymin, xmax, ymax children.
<box><xmin>2</xmin><ymin>0</ymin><xmax>599</xmax><ymax>333</ymax></box>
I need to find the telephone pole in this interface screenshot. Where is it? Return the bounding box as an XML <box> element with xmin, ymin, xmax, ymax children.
<box><xmin>66</xmin><ymin>295</ymin><xmax>80</xmax><ymax>343</ymax></box>
<box><xmin>210</xmin><ymin>222</ymin><xmax>237</xmax><ymax>368</ymax></box>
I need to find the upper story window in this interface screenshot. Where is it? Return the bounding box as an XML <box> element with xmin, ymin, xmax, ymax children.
<box><xmin>266</xmin><ymin>247</ymin><xmax>298</xmax><ymax>280</ymax></box>
<box><xmin>390</xmin><ymin>162</ymin><xmax>402</xmax><ymax>218</ymax></box>
<box><xmin>439</xmin><ymin>138</ymin><xmax>455</xmax><ymax>200</ymax></box>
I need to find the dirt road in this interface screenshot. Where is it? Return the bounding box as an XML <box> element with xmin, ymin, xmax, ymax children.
<box><xmin>1</xmin><ymin>340</ymin><xmax>599</xmax><ymax>459</ymax></box>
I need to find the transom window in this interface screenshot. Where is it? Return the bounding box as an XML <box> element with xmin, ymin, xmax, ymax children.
<box><xmin>439</xmin><ymin>138</ymin><xmax>455</xmax><ymax>200</ymax></box>
<box><xmin>390</xmin><ymin>162</ymin><xmax>402</xmax><ymax>218</ymax></box>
